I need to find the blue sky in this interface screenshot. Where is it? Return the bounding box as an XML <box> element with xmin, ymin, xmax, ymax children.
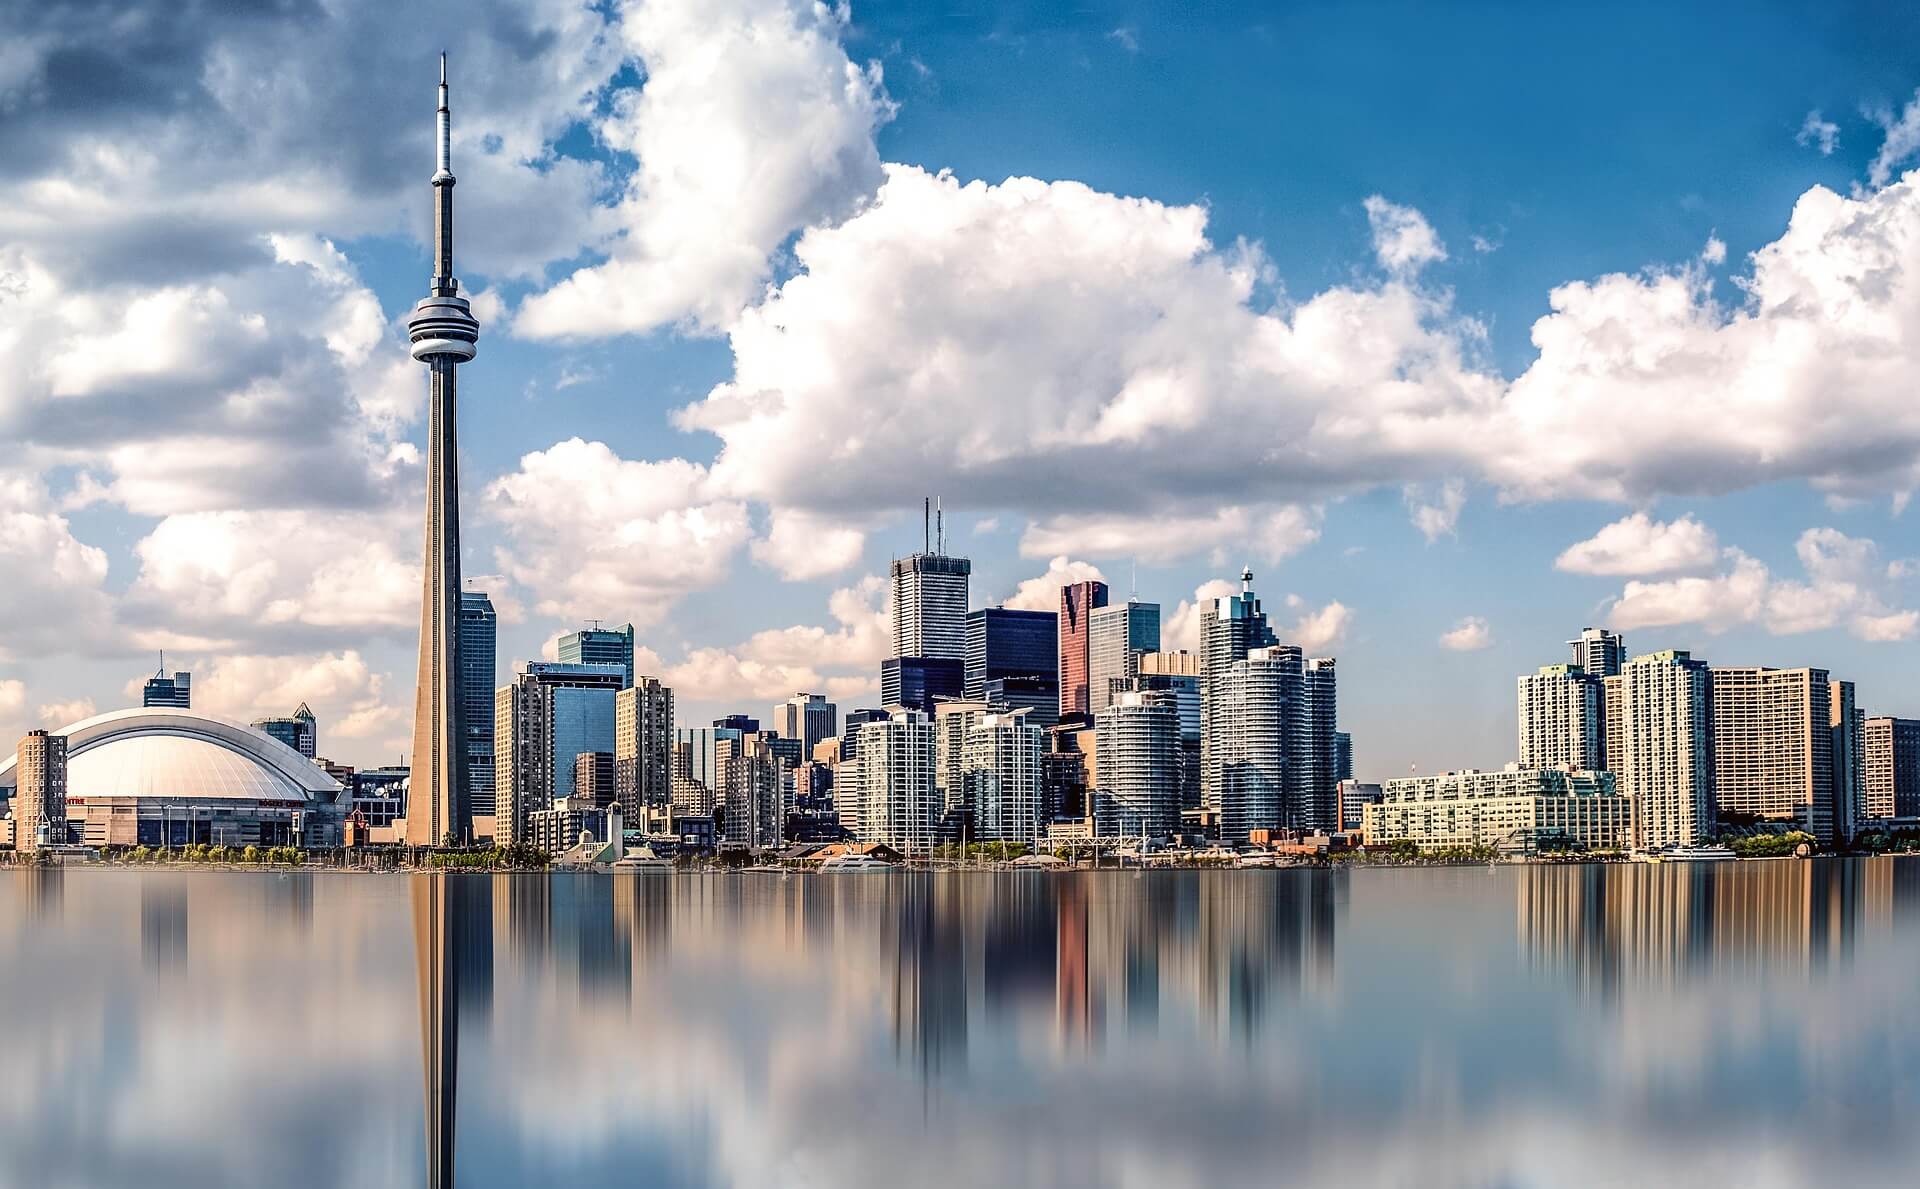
<box><xmin>2</xmin><ymin>0</ymin><xmax>1918</xmax><ymax>774</ymax></box>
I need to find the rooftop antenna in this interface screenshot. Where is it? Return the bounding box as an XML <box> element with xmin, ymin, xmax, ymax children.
<box><xmin>936</xmin><ymin>497</ymin><xmax>944</xmax><ymax>555</ymax></box>
<box><xmin>923</xmin><ymin>497</ymin><xmax>931</xmax><ymax>554</ymax></box>
<box><xmin>1130</xmin><ymin>558</ymin><xmax>1137</xmax><ymax>601</ymax></box>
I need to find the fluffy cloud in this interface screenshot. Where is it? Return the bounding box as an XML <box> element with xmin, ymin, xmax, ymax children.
<box><xmin>1555</xmin><ymin>513</ymin><xmax>1720</xmax><ymax>576</ymax></box>
<box><xmin>189</xmin><ymin>651</ymin><xmax>406</xmax><ymax>753</ymax></box>
<box><xmin>123</xmin><ymin>506</ymin><xmax>418</xmax><ymax>651</ymax></box>
<box><xmin>680</xmin><ymin>165</ymin><xmax>1498</xmax><ymax>566</ymax></box>
<box><xmin>1797</xmin><ymin>110</ymin><xmax>1839</xmax><ymax>156</ymax></box>
<box><xmin>1288</xmin><ymin>599</ymin><xmax>1353</xmax><ymax>654</ymax></box>
<box><xmin>485</xmin><ymin>438</ymin><xmax>753</xmax><ymax>624</ymax></box>
<box><xmin>1607</xmin><ymin>528</ymin><xmax>1916</xmax><ymax>640</ymax></box>
<box><xmin>1438</xmin><ymin>616</ymin><xmax>1493</xmax><ymax>651</ymax></box>
<box><xmin>0</xmin><ymin>472</ymin><xmax>113</xmax><ymax>658</ymax></box>
<box><xmin>1363</xmin><ymin>195</ymin><xmax>1447</xmax><ymax>274</ymax></box>
<box><xmin>35</xmin><ymin>698</ymin><xmax>95</xmax><ymax>728</ymax></box>
<box><xmin>515</xmin><ymin>0</ymin><xmax>893</xmax><ymax>337</ymax></box>
<box><xmin>638</xmin><ymin>577</ymin><xmax>886</xmax><ymax>710</ymax></box>
<box><xmin>1405</xmin><ymin>480</ymin><xmax>1466</xmax><ymax>543</ymax></box>
<box><xmin>1868</xmin><ymin>90</ymin><xmax>1920</xmax><ymax>188</ymax></box>
<box><xmin>1004</xmin><ymin>556</ymin><xmax>1106</xmax><ymax>612</ymax></box>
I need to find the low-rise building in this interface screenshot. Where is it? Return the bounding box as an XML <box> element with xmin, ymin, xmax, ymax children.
<box><xmin>1364</xmin><ymin>766</ymin><xmax>1630</xmax><ymax>855</ymax></box>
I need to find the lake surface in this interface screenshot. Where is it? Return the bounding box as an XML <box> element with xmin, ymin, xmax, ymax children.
<box><xmin>4</xmin><ymin>859</ymin><xmax>1918</xmax><ymax>1188</ymax></box>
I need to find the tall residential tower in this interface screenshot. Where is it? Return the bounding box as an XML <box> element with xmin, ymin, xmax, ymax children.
<box><xmin>403</xmin><ymin>56</ymin><xmax>483</xmax><ymax>847</ymax></box>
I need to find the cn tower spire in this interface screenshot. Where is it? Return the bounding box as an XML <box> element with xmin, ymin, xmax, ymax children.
<box><xmin>403</xmin><ymin>54</ymin><xmax>480</xmax><ymax>855</ymax></box>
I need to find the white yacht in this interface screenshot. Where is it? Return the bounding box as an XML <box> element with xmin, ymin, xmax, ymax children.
<box><xmin>1662</xmin><ymin>844</ymin><xmax>1737</xmax><ymax>862</ymax></box>
<box><xmin>819</xmin><ymin>851</ymin><xmax>899</xmax><ymax>873</ymax></box>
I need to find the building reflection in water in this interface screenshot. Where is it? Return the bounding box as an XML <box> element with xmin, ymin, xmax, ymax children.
<box><xmin>1517</xmin><ymin>857</ymin><xmax>1920</xmax><ymax>996</ymax></box>
<box><xmin>140</xmin><ymin>874</ymin><xmax>188</xmax><ymax>974</ymax></box>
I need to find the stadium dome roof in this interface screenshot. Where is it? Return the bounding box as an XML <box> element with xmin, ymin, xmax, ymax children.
<box><xmin>0</xmin><ymin>709</ymin><xmax>343</xmax><ymax>804</ymax></box>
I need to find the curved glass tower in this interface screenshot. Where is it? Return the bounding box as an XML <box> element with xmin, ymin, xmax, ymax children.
<box><xmin>403</xmin><ymin>55</ymin><xmax>481</xmax><ymax>847</ymax></box>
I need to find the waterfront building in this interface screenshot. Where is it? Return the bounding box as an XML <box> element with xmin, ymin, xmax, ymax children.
<box><xmin>1603</xmin><ymin>674</ymin><xmax>1625</xmax><ymax>774</ymax></box>
<box><xmin>613</xmin><ymin>677</ymin><xmax>673</xmax><ymax>820</ymax></box>
<box><xmin>1299</xmin><ymin>657</ymin><xmax>1340</xmax><ymax>831</ymax></box>
<box><xmin>402</xmin><ymin>58</ymin><xmax>483</xmax><ymax>848</ymax></box>
<box><xmin>771</xmin><ymin>693</ymin><xmax>838</xmax><ymax>757</ymax></box>
<box><xmin>1088</xmin><ymin>599</ymin><xmax>1161</xmax><ymax>713</ymax></box>
<box><xmin>1093</xmin><ymin>689</ymin><xmax>1181</xmax><ymax>840</ymax></box>
<box><xmin>839</xmin><ymin>708</ymin><xmax>890</xmax><ymax>760</ymax></box>
<box><xmin>1620</xmin><ymin>650</ymin><xmax>1714</xmax><ymax>850</ymax></box>
<box><xmin>556</xmin><ymin>623</ymin><xmax>636</xmax><ymax>688</ymax></box>
<box><xmin>1</xmin><ymin>710</ymin><xmax>346</xmax><ymax>848</ymax></box>
<box><xmin>459</xmin><ymin>591</ymin><xmax>498</xmax><ymax>817</ymax></box>
<box><xmin>1365</xmin><ymin>766</ymin><xmax>1629</xmax><ymax>854</ymax></box>
<box><xmin>855</xmin><ymin>709</ymin><xmax>940</xmax><ymax>853</ymax></box>
<box><xmin>1138</xmin><ymin>651</ymin><xmax>1202</xmax><ymax>809</ymax></box>
<box><xmin>1710</xmin><ymin>666</ymin><xmax>1836</xmax><ymax>844</ymax></box>
<box><xmin>1057</xmin><ymin>579</ymin><xmax>1110</xmax><ymax>718</ymax></box>
<box><xmin>142</xmin><ymin>668</ymin><xmax>191</xmax><ymax>709</ymax></box>
<box><xmin>526</xmin><ymin>800</ymin><xmax>608</xmax><ymax>856</ymax></box>
<box><xmin>1864</xmin><ymin>716</ymin><xmax>1920</xmax><ymax>820</ymax></box>
<box><xmin>881</xmin><ymin>656</ymin><xmax>964</xmax><ymax>714</ymax></box>
<box><xmin>1831</xmin><ymin>681</ymin><xmax>1863</xmax><ymax>841</ymax></box>
<box><xmin>252</xmin><ymin>703</ymin><xmax>318</xmax><ymax>760</ymax></box>
<box><xmin>1569</xmin><ymin>627</ymin><xmax>1626</xmax><ymax>679</ymax></box>
<box><xmin>1334</xmin><ymin>730</ymin><xmax>1353</xmax><ymax>783</ymax></box>
<box><xmin>1214</xmin><ymin>646</ymin><xmax>1295</xmax><ymax>844</ymax></box>
<box><xmin>352</xmin><ymin>765</ymin><xmax>408</xmax><ymax>829</ymax></box>
<box><xmin>494</xmin><ymin>662</ymin><xmax>625</xmax><ymax>845</ymax></box>
<box><xmin>1338</xmin><ymin>780</ymin><xmax>1382</xmax><ymax>832</ymax></box>
<box><xmin>961</xmin><ymin>710</ymin><xmax>1046</xmax><ymax>846</ymax></box>
<box><xmin>934</xmin><ymin>700</ymin><xmax>994</xmax><ymax>821</ymax></box>
<box><xmin>716</xmin><ymin>735</ymin><xmax>785</xmax><ymax>848</ymax></box>
<box><xmin>1200</xmin><ymin>567</ymin><xmax>1278</xmax><ymax>813</ymax></box>
<box><xmin>672</xmin><ymin>722</ymin><xmax>751</xmax><ymax>806</ymax></box>
<box><xmin>11</xmin><ymin>730</ymin><xmax>66</xmax><ymax>852</ymax></box>
<box><xmin>964</xmin><ymin>607</ymin><xmax>1057</xmax><ymax>698</ymax></box>
<box><xmin>1518</xmin><ymin>664</ymin><xmax>1606</xmax><ymax>772</ymax></box>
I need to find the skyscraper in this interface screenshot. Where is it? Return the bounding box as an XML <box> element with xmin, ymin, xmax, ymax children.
<box><xmin>404</xmin><ymin>56</ymin><xmax>482</xmax><ymax>848</ymax></box>
<box><xmin>855</xmin><ymin>709</ymin><xmax>940</xmax><ymax>853</ymax></box>
<box><xmin>881</xmin><ymin>656</ymin><xmax>964</xmax><ymax>714</ymax></box>
<box><xmin>1138</xmin><ymin>650</ymin><xmax>1202</xmax><ymax>810</ymax></box>
<box><xmin>459</xmin><ymin>591</ymin><xmax>497</xmax><ymax>818</ymax></box>
<box><xmin>1864</xmin><ymin>716</ymin><xmax>1920</xmax><ymax>820</ymax></box>
<box><xmin>1518</xmin><ymin>663</ymin><xmax>1605</xmax><ymax>771</ymax></box>
<box><xmin>771</xmin><ymin>692</ymin><xmax>838</xmax><ymax>757</ymax></box>
<box><xmin>557</xmin><ymin>623</ymin><xmax>636</xmax><ymax>688</ymax></box>
<box><xmin>934</xmin><ymin>699</ymin><xmax>994</xmax><ymax>820</ymax></box>
<box><xmin>1200</xmin><ymin>567</ymin><xmax>1277</xmax><ymax>812</ymax></box>
<box><xmin>1215</xmin><ymin>647</ymin><xmax>1291</xmax><ymax>844</ymax></box>
<box><xmin>14</xmin><ymin>730</ymin><xmax>66</xmax><ymax>853</ymax></box>
<box><xmin>1620</xmin><ymin>650</ymin><xmax>1713</xmax><ymax>850</ymax></box>
<box><xmin>889</xmin><ymin>509</ymin><xmax>971</xmax><ymax>661</ymax></box>
<box><xmin>614</xmin><ymin>677</ymin><xmax>673</xmax><ymax>820</ymax></box>
<box><xmin>252</xmin><ymin>704</ymin><xmax>318</xmax><ymax>760</ymax></box>
<box><xmin>716</xmin><ymin>735</ymin><xmax>784</xmax><ymax>848</ymax></box>
<box><xmin>493</xmin><ymin>662</ymin><xmax>624</xmax><ymax>845</ymax></box>
<box><xmin>1088</xmin><ymin>599</ymin><xmax>1161</xmax><ymax>713</ymax></box>
<box><xmin>961</xmin><ymin>709</ymin><xmax>1046</xmax><ymax>846</ymax></box>
<box><xmin>963</xmin><ymin>607</ymin><xmax>1057</xmax><ymax>698</ymax></box>
<box><xmin>142</xmin><ymin>667</ymin><xmax>191</xmax><ymax>709</ymax></box>
<box><xmin>1831</xmin><ymin>680</ymin><xmax>1863</xmax><ymax>842</ymax></box>
<box><xmin>1298</xmin><ymin>656</ymin><xmax>1340</xmax><ymax>831</ymax></box>
<box><xmin>1333</xmin><ymin>730</ymin><xmax>1354</xmax><ymax>783</ymax></box>
<box><xmin>1093</xmin><ymin>689</ymin><xmax>1181</xmax><ymax>839</ymax></box>
<box><xmin>1057</xmin><ymin>579</ymin><xmax>1110</xmax><ymax>718</ymax></box>
<box><xmin>1709</xmin><ymin>666</ymin><xmax>1835</xmax><ymax>844</ymax></box>
<box><xmin>1568</xmin><ymin>627</ymin><xmax>1626</xmax><ymax>679</ymax></box>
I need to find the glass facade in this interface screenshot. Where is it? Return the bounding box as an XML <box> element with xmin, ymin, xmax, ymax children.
<box><xmin>964</xmin><ymin>608</ymin><xmax>1058</xmax><ymax>698</ymax></box>
<box><xmin>460</xmin><ymin>592</ymin><xmax>497</xmax><ymax>816</ymax></box>
<box><xmin>550</xmin><ymin>686</ymin><xmax>617</xmax><ymax>805</ymax></box>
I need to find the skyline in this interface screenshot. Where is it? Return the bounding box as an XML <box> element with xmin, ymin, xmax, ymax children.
<box><xmin>3</xmin><ymin>1</ymin><xmax>1920</xmax><ymax>778</ymax></box>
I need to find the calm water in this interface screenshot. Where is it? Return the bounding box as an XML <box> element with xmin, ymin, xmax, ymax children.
<box><xmin>4</xmin><ymin>860</ymin><xmax>1919</xmax><ymax>1188</ymax></box>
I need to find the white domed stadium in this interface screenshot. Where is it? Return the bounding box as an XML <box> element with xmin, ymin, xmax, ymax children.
<box><xmin>1</xmin><ymin>708</ymin><xmax>346</xmax><ymax>849</ymax></box>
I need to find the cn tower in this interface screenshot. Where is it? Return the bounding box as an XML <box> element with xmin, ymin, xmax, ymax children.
<box><xmin>403</xmin><ymin>54</ymin><xmax>480</xmax><ymax>847</ymax></box>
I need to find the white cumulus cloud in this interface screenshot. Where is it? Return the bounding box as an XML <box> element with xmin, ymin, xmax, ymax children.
<box><xmin>1438</xmin><ymin>616</ymin><xmax>1493</xmax><ymax>651</ymax></box>
<box><xmin>1555</xmin><ymin>513</ymin><xmax>1720</xmax><ymax>576</ymax></box>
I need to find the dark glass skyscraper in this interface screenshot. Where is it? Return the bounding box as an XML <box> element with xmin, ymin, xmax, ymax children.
<box><xmin>142</xmin><ymin>668</ymin><xmax>191</xmax><ymax>709</ymax></box>
<box><xmin>882</xmin><ymin>657</ymin><xmax>964</xmax><ymax>715</ymax></box>
<box><xmin>964</xmin><ymin>608</ymin><xmax>1058</xmax><ymax>698</ymax></box>
<box><xmin>459</xmin><ymin>591</ymin><xmax>497</xmax><ymax>818</ymax></box>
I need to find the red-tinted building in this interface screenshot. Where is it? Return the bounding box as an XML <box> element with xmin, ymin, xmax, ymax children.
<box><xmin>1057</xmin><ymin>580</ymin><xmax>1110</xmax><ymax>718</ymax></box>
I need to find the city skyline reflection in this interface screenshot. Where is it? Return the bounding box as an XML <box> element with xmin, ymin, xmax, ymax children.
<box><xmin>6</xmin><ymin>862</ymin><xmax>1920</xmax><ymax>1186</ymax></box>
